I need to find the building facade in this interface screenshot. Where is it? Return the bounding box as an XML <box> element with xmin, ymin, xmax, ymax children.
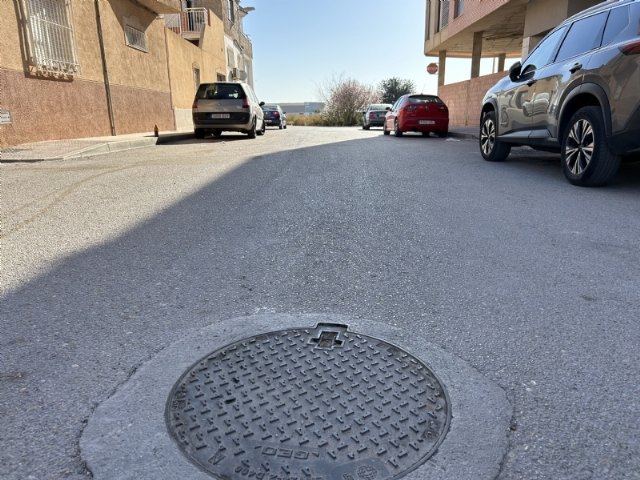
<box><xmin>0</xmin><ymin>0</ymin><xmax>254</xmax><ymax>147</ymax></box>
<box><xmin>423</xmin><ymin>0</ymin><xmax>600</xmax><ymax>126</ymax></box>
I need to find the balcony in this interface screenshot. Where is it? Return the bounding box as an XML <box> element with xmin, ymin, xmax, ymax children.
<box><xmin>165</xmin><ymin>8</ymin><xmax>210</xmax><ymax>40</ymax></box>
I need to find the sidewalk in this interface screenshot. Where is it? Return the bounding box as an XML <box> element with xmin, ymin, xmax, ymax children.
<box><xmin>0</xmin><ymin>130</ymin><xmax>194</xmax><ymax>162</ymax></box>
<box><xmin>1</xmin><ymin>127</ymin><xmax>479</xmax><ymax>162</ymax></box>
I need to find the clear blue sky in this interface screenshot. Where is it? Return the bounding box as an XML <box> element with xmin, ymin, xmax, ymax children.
<box><xmin>242</xmin><ymin>0</ymin><xmax>500</xmax><ymax>103</ymax></box>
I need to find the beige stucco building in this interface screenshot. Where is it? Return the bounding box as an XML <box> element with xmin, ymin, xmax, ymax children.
<box><xmin>423</xmin><ymin>0</ymin><xmax>600</xmax><ymax>126</ymax></box>
<box><xmin>0</xmin><ymin>0</ymin><xmax>254</xmax><ymax>147</ymax></box>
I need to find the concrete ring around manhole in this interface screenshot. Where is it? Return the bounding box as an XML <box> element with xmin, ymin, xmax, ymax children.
<box><xmin>81</xmin><ymin>314</ymin><xmax>512</xmax><ymax>480</ymax></box>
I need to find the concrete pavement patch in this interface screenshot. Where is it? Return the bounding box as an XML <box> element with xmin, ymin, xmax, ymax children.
<box><xmin>80</xmin><ymin>314</ymin><xmax>511</xmax><ymax>480</ymax></box>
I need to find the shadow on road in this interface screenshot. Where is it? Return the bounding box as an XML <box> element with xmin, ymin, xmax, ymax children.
<box><xmin>2</xmin><ymin>134</ymin><xmax>640</xmax><ymax>479</ymax></box>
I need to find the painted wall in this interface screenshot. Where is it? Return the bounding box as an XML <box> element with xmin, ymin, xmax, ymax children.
<box><xmin>165</xmin><ymin>13</ymin><xmax>226</xmax><ymax>130</ymax></box>
<box><xmin>99</xmin><ymin>0</ymin><xmax>174</xmax><ymax>134</ymax></box>
<box><xmin>1</xmin><ymin>0</ymin><xmax>176</xmax><ymax>147</ymax></box>
<box><xmin>0</xmin><ymin>0</ymin><xmax>252</xmax><ymax>146</ymax></box>
<box><xmin>0</xmin><ymin>1</ymin><xmax>110</xmax><ymax>147</ymax></box>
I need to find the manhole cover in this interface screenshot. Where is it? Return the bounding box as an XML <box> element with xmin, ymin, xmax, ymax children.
<box><xmin>166</xmin><ymin>323</ymin><xmax>451</xmax><ymax>479</ymax></box>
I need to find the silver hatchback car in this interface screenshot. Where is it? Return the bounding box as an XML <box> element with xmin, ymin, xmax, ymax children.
<box><xmin>480</xmin><ymin>0</ymin><xmax>640</xmax><ymax>186</ymax></box>
<box><xmin>192</xmin><ymin>82</ymin><xmax>266</xmax><ymax>139</ymax></box>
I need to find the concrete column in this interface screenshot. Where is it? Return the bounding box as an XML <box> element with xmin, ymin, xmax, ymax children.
<box><xmin>471</xmin><ymin>31</ymin><xmax>483</xmax><ymax>78</ymax></box>
<box><xmin>498</xmin><ymin>54</ymin><xmax>506</xmax><ymax>72</ymax></box>
<box><xmin>438</xmin><ymin>50</ymin><xmax>446</xmax><ymax>87</ymax></box>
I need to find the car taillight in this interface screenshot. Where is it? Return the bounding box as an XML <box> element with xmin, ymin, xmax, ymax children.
<box><xmin>369</xmin><ymin>112</ymin><xmax>376</xmax><ymax>118</ymax></box>
<box><xmin>242</xmin><ymin>99</ymin><xmax>250</xmax><ymax>109</ymax></box>
<box><xmin>620</xmin><ymin>39</ymin><xmax>640</xmax><ymax>55</ymax></box>
<box><xmin>407</xmin><ymin>105</ymin><xmax>417</xmax><ymax>111</ymax></box>
<box><xmin>273</xmin><ymin>112</ymin><xmax>280</xmax><ymax>118</ymax></box>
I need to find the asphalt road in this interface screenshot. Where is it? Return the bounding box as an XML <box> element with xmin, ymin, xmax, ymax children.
<box><xmin>2</xmin><ymin>126</ymin><xmax>640</xmax><ymax>480</ymax></box>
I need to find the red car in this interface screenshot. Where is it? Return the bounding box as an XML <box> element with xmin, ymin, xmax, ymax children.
<box><xmin>383</xmin><ymin>94</ymin><xmax>449</xmax><ymax>137</ymax></box>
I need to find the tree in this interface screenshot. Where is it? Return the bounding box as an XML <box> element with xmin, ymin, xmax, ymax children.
<box><xmin>379</xmin><ymin>77</ymin><xmax>416</xmax><ymax>104</ymax></box>
<box><xmin>319</xmin><ymin>75</ymin><xmax>379</xmax><ymax>126</ymax></box>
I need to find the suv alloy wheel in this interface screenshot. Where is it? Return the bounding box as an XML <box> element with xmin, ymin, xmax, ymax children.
<box><xmin>561</xmin><ymin>107</ymin><xmax>621</xmax><ymax>186</ymax></box>
<box><xmin>480</xmin><ymin>111</ymin><xmax>511</xmax><ymax>162</ymax></box>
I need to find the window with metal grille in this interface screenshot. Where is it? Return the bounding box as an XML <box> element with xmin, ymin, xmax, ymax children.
<box><xmin>124</xmin><ymin>24</ymin><xmax>148</xmax><ymax>52</ymax></box>
<box><xmin>438</xmin><ymin>0</ymin><xmax>450</xmax><ymax>31</ymax></box>
<box><xmin>24</xmin><ymin>0</ymin><xmax>79</xmax><ymax>75</ymax></box>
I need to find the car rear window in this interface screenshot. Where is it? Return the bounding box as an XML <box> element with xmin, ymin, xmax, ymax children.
<box><xmin>408</xmin><ymin>96</ymin><xmax>442</xmax><ymax>104</ymax></box>
<box><xmin>196</xmin><ymin>83</ymin><xmax>246</xmax><ymax>100</ymax></box>
<box><xmin>369</xmin><ymin>104</ymin><xmax>391</xmax><ymax>110</ymax></box>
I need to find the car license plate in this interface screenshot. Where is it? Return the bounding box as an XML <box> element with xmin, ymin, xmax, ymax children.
<box><xmin>419</xmin><ymin>120</ymin><xmax>435</xmax><ymax>125</ymax></box>
<box><xmin>210</xmin><ymin>113</ymin><xmax>230</xmax><ymax>119</ymax></box>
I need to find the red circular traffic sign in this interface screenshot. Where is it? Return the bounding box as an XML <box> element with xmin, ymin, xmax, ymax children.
<box><xmin>427</xmin><ymin>63</ymin><xmax>439</xmax><ymax>75</ymax></box>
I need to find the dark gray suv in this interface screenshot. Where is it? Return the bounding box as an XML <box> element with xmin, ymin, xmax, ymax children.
<box><xmin>480</xmin><ymin>0</ymin><xmax>640</xmax><ymax>186</ymax></box>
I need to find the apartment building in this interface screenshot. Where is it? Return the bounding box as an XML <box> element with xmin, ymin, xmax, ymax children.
<box><xmin>424</xmin><ymin>0</ymin><xmax>600</xmax><ymax>126</ymax></box>
<box><xmin>0</xmin><ymin>0</ymin><xmax>254</xmax><ymax>147</ymax></box>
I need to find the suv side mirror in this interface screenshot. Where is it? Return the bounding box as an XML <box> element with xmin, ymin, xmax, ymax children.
<box><xmin>259</xmin><ymin>101</ymin><xmax>265</xmax><ymax>106</ymax></box>
<box><xmin>509</xmin><ymin>61</ymin><xmax>522</xmax><ymax>82</ymax></box>
<box><xmin>386</xmin><ymin>107</ymin><xmax>391</xmax><ymax>111</ymax></box>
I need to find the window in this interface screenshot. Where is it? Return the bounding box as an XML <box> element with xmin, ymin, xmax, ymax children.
<box><xmin>124</xmin><ymin>24</ymin><xmax>148</xmax><ymax>52</ymax></box>
<box><xmin>425</xmin><ymin>0</ymin><xmax>430</xmax><ymax>40</ymax></box>
<box><xmin>602</xmin><ymin>6</ymin><xmax>630</xmax><ymax>46</ymax></box>
<box><xmin>193</xmin><ymin>67</ymin><xmax>200</xmax><ymax>91</ymax></box>
<box><xmin>454</xmin><ymin>0</ymin><xmax>464</xmax><ymax>18</ymax></box>
<box><xmin>24</xmin><ymin>0</ymin><xmax>79</xmax><ymax>76</ymax></box>
<box><xmin>438</xmin><ymin>0</ymin><xmax>449</xmax><ymax>30</ymax></box>
<box><xmin>196</xmin><ymin>83</ymin><xmax>246</xmax><ymax>100</ymax></box>
<box><xmin>521</xmin><ymin>27</ymin><xmax>567</xmax><ymax>75</ymax></box>
<box><xmin>555</xmin><ymin>12</ymin><xmax>607</xmax><ymax>63</ymax></box>
<box><xmin>227</xmin><ymin>0</ymin><xmax>235</xmax><ymax>23</ymax></box>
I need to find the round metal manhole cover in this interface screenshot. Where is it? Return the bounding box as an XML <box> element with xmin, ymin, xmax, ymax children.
<box><xmin>166</xmin><ymin>323</ymin><xmax>451</xmax><ymax>479</ymax></box>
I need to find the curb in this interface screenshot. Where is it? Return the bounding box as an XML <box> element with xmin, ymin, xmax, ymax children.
<box><xmin>0</xmin><ymin>132</ymin><xmax>195</xmax><ymax>163</ymax></box>
<box><xmin>448</xmin><ymin>130</ymin><xmax>478</xmax><ymax>140</ymax></box>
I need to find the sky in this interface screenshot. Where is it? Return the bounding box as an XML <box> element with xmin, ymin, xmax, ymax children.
<box><xmin>242</xmin><ymin>0</ymin><xmax>502</xmax><ymax>103</ymax></box>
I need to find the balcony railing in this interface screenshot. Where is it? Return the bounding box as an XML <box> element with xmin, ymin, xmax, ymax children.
<box><xmin>165</xmin><ymin>8</ymin><xmax>209</xmax><ymax>37</ymax></box>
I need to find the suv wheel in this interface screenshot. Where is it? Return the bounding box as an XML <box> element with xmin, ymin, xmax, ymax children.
<box><xmin>257</xmin><ymin>119</ymin><xmax>266</xmax><ymax>136</ymax></box>
<box><xmin>194</xmin><ymin>128</ymin><xmax>205</xmax><ymax>139</ymax></box>
<box><xmin>561</xmin><ymin>106</ymin><xmax>620</xmax><ymax>186</ymax></box>
<box><xmin>480</xmin><ymin>110</ymin><xmax>510</xmax><ymax>161</ymax></box>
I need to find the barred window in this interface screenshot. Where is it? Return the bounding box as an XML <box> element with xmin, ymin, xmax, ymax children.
<box><xmin>124</xmin><ymin>24</ymin><xmax>148</xmax><ymax>52</ymax></box>
<box><xmin>438</xmin><ymin>0</ymin><xmax>450</xmax><ymax>31</ymax></box>
<box><xmin>24</xmin><ymin>0</ymin><xmax>79</xmax><ymax>76</ymax></box>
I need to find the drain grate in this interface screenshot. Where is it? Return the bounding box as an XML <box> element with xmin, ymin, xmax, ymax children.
<box><xmin>166</xmin><ymin>323</ymin><xmax>450</xmax><ymax>479</ymax></box>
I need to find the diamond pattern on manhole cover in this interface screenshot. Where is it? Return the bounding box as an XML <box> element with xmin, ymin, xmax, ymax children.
<box><xmin>166</xmin><ymin>323</ymin><xmax>450</xmax><ymax>479</ymax></box>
